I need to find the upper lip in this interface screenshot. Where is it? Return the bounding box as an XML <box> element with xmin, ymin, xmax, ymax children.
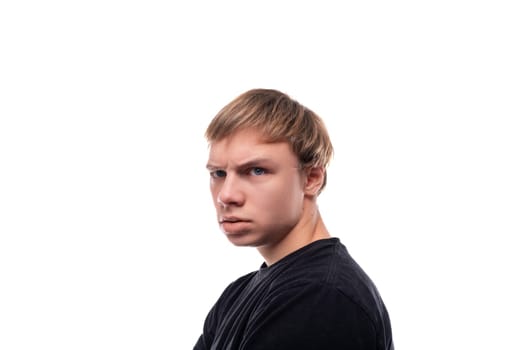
<box><xmin>220</xmin><ymin>216</ymin><xmax>248</xmax><ymax>223</ymax></box>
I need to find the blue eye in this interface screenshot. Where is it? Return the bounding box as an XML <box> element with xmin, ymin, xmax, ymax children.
<box><xmin>250</xmin><ymin>167</ymin><xmax>266</xmax><ymax>176</ymax></box>
<box><xmin>211</xmin><ymin>170</ymin><xmax>226</xmax><ymax>178</ymax></box>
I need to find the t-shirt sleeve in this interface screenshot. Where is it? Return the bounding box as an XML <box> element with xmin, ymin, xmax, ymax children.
<box><xmin>240</xmin><ymin>283</ymin><xmax>377</xmax><ymax>350</ymax></box>
<box><xmin>193</xmin><ymin>301</ymin><xmax>217</xmax><ymax>350</ymax></box>
<box><xmin>193</xmin><ymin>275</ymin><xmax>252</xmax><ymax>350</ymax></box>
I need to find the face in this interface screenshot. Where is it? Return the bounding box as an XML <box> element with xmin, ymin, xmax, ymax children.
<box><xmin>206</xmin><ymin>129</ymin><xmax>306</xmax><ymax>248</ymax></box>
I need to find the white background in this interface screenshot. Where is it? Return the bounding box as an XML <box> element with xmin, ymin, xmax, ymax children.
<box><xmin>1</xmin><ymin>1</ymin><xmax>524</xmax><ymax>349</ymax></box>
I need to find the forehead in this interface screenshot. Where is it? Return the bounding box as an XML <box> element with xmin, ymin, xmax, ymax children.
<box><xmin>208</xmin><ymin>129</ymin><xmax>297</xmax><ymax>166</ymax></box>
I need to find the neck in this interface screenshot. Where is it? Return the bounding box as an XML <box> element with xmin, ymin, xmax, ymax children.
<box><xmin>257</xmin><ymin>202</ymin><xmax>331</xmax><ymax>266</ymax></box>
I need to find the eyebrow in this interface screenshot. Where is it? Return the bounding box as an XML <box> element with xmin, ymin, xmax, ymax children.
<box><xmin>206</xmin><ymin>157</ymin><xmax>276</xmax><ymax>171</ymax></box>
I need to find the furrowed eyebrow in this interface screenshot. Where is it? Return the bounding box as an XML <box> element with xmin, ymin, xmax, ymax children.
<box><xmin>206</xmin><ymin>163</ymin><xmax>220</xmax><ymax>171</ymax></box>
<box><xmin>205</xmin><ymin>158</ymin><xmax>275</xmax><ymax>171</ymax></box>
<box><xmin>237</xmin><ymin>158</ymin><xmax>274</xmax><ymax>169</ymax></box>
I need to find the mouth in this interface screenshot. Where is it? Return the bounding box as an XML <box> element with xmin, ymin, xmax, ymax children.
<box><xmin>219</xmin><ymin>216</ymin><xmax>252</xmax><ymax>235</ymax></box>
<box><xmin>219</xmin><ymin>216</ymin><xmax>248</xmax><ymax>224</ymax></box>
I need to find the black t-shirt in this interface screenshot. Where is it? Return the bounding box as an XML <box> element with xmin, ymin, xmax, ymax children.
<box><xmin>194</xmin><ymin>238</ymin><xmax>394</xmax><ymax>350</ymax></box>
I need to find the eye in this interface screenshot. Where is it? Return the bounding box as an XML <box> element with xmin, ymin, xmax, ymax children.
<box><xmin>250</xmin><ymin>167</ymin><xmax>266</xmax><ymax>176</ymax></box>
<box><xmin>210</xmin><ymin>169</ymin><xmax>226</xmax><ymax>178</ymax></box>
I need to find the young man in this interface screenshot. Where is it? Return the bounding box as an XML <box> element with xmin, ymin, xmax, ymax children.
<box><xmin>194</xmin><ymin>89</ymin><xmax>394</xmax><ymax>349</ymax></box>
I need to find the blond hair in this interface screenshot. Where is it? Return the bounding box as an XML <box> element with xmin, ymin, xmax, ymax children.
<box><xmin>205</xmin><ymin>89</ymin><xmax>334</xmax><ymax>192</ymax></box>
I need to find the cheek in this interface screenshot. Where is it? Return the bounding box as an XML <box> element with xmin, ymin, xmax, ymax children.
<box><xmin>260</xmin><ymin>179</ymin><xmax>304</xmax><ymax>216</ymax></box>
<box><xmin>209</xmin><ymin>184</ymin><xmax>219</xmax><ymax>205</ymax></box>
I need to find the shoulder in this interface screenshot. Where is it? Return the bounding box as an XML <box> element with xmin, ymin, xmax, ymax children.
<box><xmin>267</xmin><ymin>238</ymin><xmax>378</xmax><ymax>305</ymax></box>
<box><xmin>260</xmin><ymin>239</ymin><xmax>391</xmax><ymax>339</ymax></box>
<box><xmin>263</xmin><ymin>277</ymin><xmax>378</xmax><ymax>327</ymax></box>
<box><xmin>243</xmin><ymin>282</ymin><xmax>379</xmax><ymax>349</ymax></box>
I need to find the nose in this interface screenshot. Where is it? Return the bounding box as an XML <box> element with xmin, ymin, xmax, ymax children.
<box><xmin>217</xmin><ymin>174</ymin><xmax>244</xmax><ymax>208</ymax></box>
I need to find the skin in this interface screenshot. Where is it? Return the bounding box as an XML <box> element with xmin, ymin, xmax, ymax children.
<box><xmin>206</xmin><ymin>128</ymin><xmax>331</xmax><ymax>266</ymax></box>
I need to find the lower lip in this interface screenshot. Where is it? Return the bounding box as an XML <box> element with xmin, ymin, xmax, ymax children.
<box><xmin>221</xmin><ymin>221</ymin><xmax>251</xmax><ymax>234</ymax></box>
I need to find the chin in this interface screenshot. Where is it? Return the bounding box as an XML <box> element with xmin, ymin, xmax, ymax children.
<box><xmin>225</xmin><ymin>231</ymin><xmax>264</xmax><ymax>247</ymax></box>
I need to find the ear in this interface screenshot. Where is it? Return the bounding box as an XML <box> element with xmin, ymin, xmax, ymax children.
<box><xmin>303</xmin><ymin>166</ymin><xmax>325</xmax><ymax>196</ymax></box>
